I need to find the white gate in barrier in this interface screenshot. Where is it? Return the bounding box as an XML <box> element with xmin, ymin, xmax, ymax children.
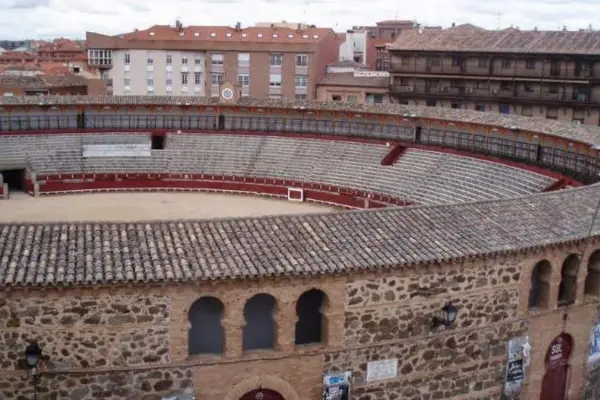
<box><xmin>287</xmin><ymin>188</ymin><xmax>304</xmax><ymax>202</ymax></box>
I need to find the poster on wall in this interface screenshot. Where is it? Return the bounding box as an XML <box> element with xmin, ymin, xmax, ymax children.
<box><xmin>588</xmin><ymin>322</ymin><xmax>600</xmax><ymax>367</ymax></box>
<box><xmin>322</xmin><ymin>371</ymin><xmax>351</xmax><ymax>400</ymax></box>
<box><xmin>504</xmin><ymin>335</ymin><xmax>530</xmax><ymax>396</ymax></box>
<box><xmin>366</xmin><ymin>358</ymin><xmax>398</xmax><ymax>382</ymax></box>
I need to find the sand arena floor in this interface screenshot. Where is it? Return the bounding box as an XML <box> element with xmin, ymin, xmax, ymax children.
<box><xmin>0</xmin><ymin>192</ymin><xmax>337</xmax><ymax>223</ymax></box>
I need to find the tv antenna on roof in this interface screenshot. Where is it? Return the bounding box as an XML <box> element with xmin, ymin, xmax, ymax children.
<box><xmin>496</xmin><ymin>13</ymin><xmax>502</xmax><ymax>30</ymax></box>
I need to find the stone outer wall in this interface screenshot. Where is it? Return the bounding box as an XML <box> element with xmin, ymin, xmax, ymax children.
<box><xmin>1</xmin><ymin>242</ymin><xmax>600</xmax><ymax>399</ymax></box>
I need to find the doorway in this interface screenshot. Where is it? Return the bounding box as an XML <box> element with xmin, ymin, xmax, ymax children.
<box><xmin>1</xmin><ymin>169</ymin><xmax>26</xmax><ymax>193</ymax></box>
<box><xmin>239</xmin><ymin>389</ymin><xmax>284</xmax><ymax>400</ymax></box>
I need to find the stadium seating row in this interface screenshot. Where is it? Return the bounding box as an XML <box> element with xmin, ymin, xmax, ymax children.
<box><xmin>11</xmin><ymin>133</ymin><xmax>556</xmax><ymax>205</ymax></box>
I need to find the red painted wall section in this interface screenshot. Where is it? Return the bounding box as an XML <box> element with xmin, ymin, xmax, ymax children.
<box><xmin>33</xmin><ymin>174</ymin><xmax>408</xmax><ymax>209</ymax></box>
<box><xmin>381</xmin><ymin>143</ymin><xmax>407</xmax><ymax>165</ymax></box>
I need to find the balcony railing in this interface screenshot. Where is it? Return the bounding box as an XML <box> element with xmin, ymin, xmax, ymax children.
<box><xmin>392</xmin><ymin>84</ymin><xmax>599</xmax><ymax>104</ymax></box>
<box><xmin>391</xmin><ymin>63</ymin><xmax>597</xmax><ymax>80</ymax></box>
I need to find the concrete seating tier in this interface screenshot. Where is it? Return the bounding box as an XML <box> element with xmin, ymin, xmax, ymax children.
<box><xmin>0</xmin><ymin>133</ymin><xmax>151</xmax><ymax>170</ymax></box>
<box><xmin>22</xmin><ymin>134</ymin><xmax>556</xmax><ymax>204</ymax></box>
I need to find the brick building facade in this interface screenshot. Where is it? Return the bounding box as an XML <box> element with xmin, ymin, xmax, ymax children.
<box><xmin>1</xmin><ymin>97</ymin><xmax>600</xmax><ymax>399</ymax></box>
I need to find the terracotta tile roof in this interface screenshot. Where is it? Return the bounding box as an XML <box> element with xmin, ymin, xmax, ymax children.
<box><xmin>1</xmin><ymin>185</ymin><xmax>599</xmax><ymax>287</ymax></box>
<box><xmin>110</xmin><ymin>24</ymin><xmax>335</xmax><ymax>44</ymax></box>
<box><xmin>318</xmin><ymin>72</ymin><xmax>390</xmax><ymax>88</ymax></box>
<box><xmin>0</xmin><ymin>74</ymin><xmax>88</xmax><ymax>89</ymax></box>
<box><xmin>327</xmin><ymin>60</ymin><xmax>368</xmax><ymax>68</ymax></box>
<box><xmin>391</xmin><ymin>24</ymin><xmax>600</xmax><ymax>55</ymax></box>
<box><xmin>1</xmin><ymin>96</ymin><xmax>600</xmax><ymax>144</ymax></box>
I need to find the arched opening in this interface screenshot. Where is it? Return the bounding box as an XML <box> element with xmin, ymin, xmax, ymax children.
<box><xmin>558</xmin><ymin>254</ymin><xmax>580</xmax><ymax>305</ymax></box>
<box><xmin>295</xmin><ymin>289</ymin><xmax>327</xmax><ymax>345</ymax></box>
<box><xmin>239</xmin><ymin>389</ymin><xmax>284</xmax><ymax>400</ymax></box>
<box><xmin>585</xmin><ymin>250</ymin><xmax>600</xmax><ymax>296</ymax></box>
<box><xmin>188</xmin><ymin>296</ymin><xmax>225</xmax><ymax>355</ymax></box>
<box><xmin>243</xmin><ymin>293</ymin><xmax>277</xmax><ymax>351</ymax></box>
<box><xmin>528</xmin><ymin>260</ymin><xmax>552</xmax><ymax>309</ymax></box>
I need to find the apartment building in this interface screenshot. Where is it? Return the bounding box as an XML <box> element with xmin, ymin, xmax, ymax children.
<box><xmin>389</xmin><ymin>24</ymin><xmax>600</xmax><ymax>126</ymax></box>
<box><xmin>86</xmin><ymin>21</ymin><xmax>339</xmax><ymax>99</ymax></box>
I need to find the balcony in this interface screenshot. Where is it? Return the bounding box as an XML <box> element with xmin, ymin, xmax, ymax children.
<box><xmin>391</xmin><ymin>63</ymin><xmax>597</xmax><ymax>80</ymax></box>
<box><xmin>392</xmin><ymin>84</ymin><xmax>599</xmax><ymax>105</ymax></box>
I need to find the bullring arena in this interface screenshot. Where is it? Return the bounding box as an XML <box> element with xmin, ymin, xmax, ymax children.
<box><xmin>1</xmin><ymin>95</ymin><xmax>600</xmax><ymax>400</ymax></box>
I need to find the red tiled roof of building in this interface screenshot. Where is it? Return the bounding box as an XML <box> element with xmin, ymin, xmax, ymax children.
<box><xmin>109</xmin><ymin>24</ymin><xmax>335</xmax><ymax>44</ymax></box>
<box><xmin>391</xmin><ymin>24</ymin><xmax>600</xmax><ymax>54</ymax></box>
<box><xmin>318</xmin><ymin>72</ymin><xmax>389</xmax><ymax>88</ymax></box>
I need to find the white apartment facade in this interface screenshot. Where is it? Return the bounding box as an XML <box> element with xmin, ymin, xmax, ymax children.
<box><xmin>97</xmin><ymin>50</ymin><xmax>207</xmax><ymax>96</ymax></box>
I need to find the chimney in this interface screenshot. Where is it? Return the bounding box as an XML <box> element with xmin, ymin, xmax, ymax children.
<box><xmin>451</xmin><ymin>22</ymin><xmax>455</xmax><ymax>27</ymax></box>
<box><xmin>235</xmin><ymin>22</ymin><xmax>241</xmax><ymax>31</ymax></box>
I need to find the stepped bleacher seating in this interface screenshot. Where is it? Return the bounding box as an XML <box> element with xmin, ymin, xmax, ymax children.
<box><xmin>17</xmin><ymin>134</ymin><xmax>556</xmax><ymax>204</ymax></box>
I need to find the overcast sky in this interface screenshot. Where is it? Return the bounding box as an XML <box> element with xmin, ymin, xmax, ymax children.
<box><xmin>0</xmin><ymin>0</ymin><xmax>599</xmax><ymax>40</ymax></box>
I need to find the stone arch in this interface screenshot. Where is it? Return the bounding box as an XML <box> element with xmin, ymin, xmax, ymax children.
<box><xmin>224</xmin><ymin>375</ymin><xmax>300</xmax><ymax>400</ymax></box>
<box><xmin>188</xmin><ymin>296</ymin><xmax>225</xmax><ymax>355</ymax></box>
<box><xmin>558</xmin><ymin>254</ymin><xmax>580</xmax><ymax>305</ymax></box>
<box><xmin>295</xmin><ymin>288</ymin><xmax>329</xmax><ymax>346</ymax></box>
<box><xmin>242</xmin><ymin>293</ymin><xmax>277</xmax><ymax>351</ymax></box>
<box><xmin>585</xmin><ymin>249</ymin><xmax>600</xmax><ymax>296</ymax></box>
<box><xmin>528</xmin><ymin>260</ymin><xmax>552</xmax><ymax>309</ymax></box>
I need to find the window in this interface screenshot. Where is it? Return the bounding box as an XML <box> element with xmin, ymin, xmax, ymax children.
<box><xmin>347</xmin><ymin>95</ymin><xmax>358</xmax><ymax>103</ymax></box>
<box><xmin>401</xmin><ymin>56</ymin><xmax>411</xmax><ymax>66</ymax></box>
<box><xmin>427</xmin><ymin>57</ymin><xmax>440</xmax><ymax>67</ymax></box>
<box><xmin>182</xmin><ymin>57</ymin><xmax>188</xmax><ymax>65</ymax></box>
<box><xmin>500</xmin><ymin>82</ymin><xmax>512</xmax><ymax>91</ymax></box>
<box><xmin>194</xmin><ymin>72</ymin><xmax>202</xmax><ymax>85</ymax></box>
<box><xmin>242</xmin><ymin>294</ymin><xmax>276</xmax><ymax>351</ymax></box>
<box><xmin>238</xmin><ymin>53</ymin><xmax>250</xmax><ymax>65</ymax></box>
<box><xmin>478</xmin><ymin>58</ymin><xmax>488</xmax><ymax>68</ymax></box>
<box><xmin>524</xmin><ymin>83</ymin><xmax>534</xmax><ymax>93</ymax></box>
<box><xmin>451</xmin><ymin>56</ymin><xmax>463</xmax><ymax>67</ymax></box>
<box><xmin>269</xmin><ymin>74</ymin><xmax>281</xmax><ymax>87</ymax></box>
<box><xmin>124</xmin><ymin>78</ymin><xmax>131</xmax><ymax>86</ymax></box>
<box><xmin>295</xmin><ymin>94</ymin><xmax>307</xmax><ymax>100</ymax></box>
<box><xmin>295</xmin><ymin>75</ymin><xmax>307</xmax><ymax>88</ymax></box>
<box><xmin>585</xmin><ymin>250</ymin><xmax>600</xmax><ymax>296</ymax></box>
<box><xmin>501</xmin><ymin>58</ymin><xmax>512</xmax><ymax>69</ymax></box>
<box><xmin>295</xmin><ymin>289</ymin><xmax>327</xmax><ymax>345</ymax></box>
<box><xmin>147</xmin><ymin>78</ymin><xmax>154</xmax><ymax>87</ymax></box>
<box><xmin>558</xmin><ymin>254</ymin><xmax>580</xmax><ymax>305</ymax></box>
<box><xmin>188</xmin><ymin>297</ymin><xmax>224</xmax><ymax>355</ymax></box>
<box><xmin>211</xmin><ymin>73</ymin><xmax>223</xmax><ymax>85</ymax></box>
<box><xmin>526</xmin><ymin>59</ymin><xmax>536</xmax><ymax>69</ymax></box>
<box><xmin>549</xmin><ymin>84</ymin><xmax>559</xmax><ymax>94</ymax></box>
<box><xmin>546</xmin><ymin>107</ymin><xmax>559</xmax><ymax>120</ymax></box>
<box><xmin>270</xmin><ymin>54</ymin><xmax>283</xmax><ymax>66</ymax></box>
<box><xmin>181</xmin><ymin>72</ymin><xmax>188</xmax><ymax>85</ymax></box>
<box><xmin>521</xmin><ymin>106</ymin><xmax>533</xmax><ymax>117</ymax></box>
<box><xmin>451</xmin><ymin>102</ymin><xmax>461</xmax><ymax>109</ymax></box>
<box><xmin>166</xmin><ymin>78</ymin><xmax>173</xmax><ymax>86</ymax></box>
<box><xmin>195</xmin><ymin>57</ymin><xmax>202</xmax><ymax>65</ymax></box>
<box><xmin>426</xmin><ymin>99</ymin><xmax>437</xmax><ymax>107</ymax></box>
<box><xmin>166</xmin><ymin>54</ymin><xmax>172</xmax><ymax>65</ymax></box>
<box><xmin>332</xmin><ymin>95</ymin><xmax>342</xmax><ymax>101</ymax></box>
<box><xmin>238</xmin><ymin>74</ymin><xmax>250</xmax><ymax>86</ymax></box>
<box><xmin>124</xmin><ymin>52</ymin><xmax>130</xmax><ymax>65</ymax></box>
<box><xmin>528</xmin><ymin>260</ymin><xmax>552</xmax><ymax>309</ymax></box>
<box><xmin>147</xmin><ymin>56</ymin><xmax>154</xmax><ymax>65</ymax></box>
<box><xmin>475</xmin><ymin>104</ymin><xmax>486</xmax><ymax>112</ymax></box>
<box><xmin>296</xmin><ymin>54</ymin><xmax>308</xmax><ymax>66</ymax></box>
<box><xmin>211</xmin><ymin>53</ymin><xmax>223</xmax><ymax>66</ymax></box>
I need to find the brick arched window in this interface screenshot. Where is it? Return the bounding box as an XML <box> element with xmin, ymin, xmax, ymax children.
<box><xmin>529</xmin><ymin>260</ymin><xmax>552</xmax><ymax>309</ymax></box>
<box><xmin>243</xmin><ymin>293</ymin><xmax>277</xmax><ymax>351</ymax></box>
<box><xmin>558</xmin><ymin>254</ymin><xmax>580</xmax><ymax>305</ymax></box>
<box><xmin>188</xmin><ymin>296</ymin><xmax>225</xmax><ymax>355</ymax></box>
<box><xmin>585</xmin><ymin>250</ymin><xmax>600</xmax><ymax>296</ymax></box>
<box><xmin>295</xmin><ymin>289</ymin><xmax>328</xmax><ymax>345</ymax></box>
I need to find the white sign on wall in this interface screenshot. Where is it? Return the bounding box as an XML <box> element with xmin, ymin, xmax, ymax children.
<box><xmin>83</xmin><ymin>144</ymin><xmax>151</xmax><ymax>158</ymax></box>
<box><xmin>366</xmin><ymin>358</ymin><xmax>397</xmax><ymax>382</ymax></box>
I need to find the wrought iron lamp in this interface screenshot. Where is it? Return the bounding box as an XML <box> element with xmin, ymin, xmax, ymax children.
<box><xmin>431</xmin><ymin>302</ymin><xmax>458</xmax><ymax>329</ymax></box>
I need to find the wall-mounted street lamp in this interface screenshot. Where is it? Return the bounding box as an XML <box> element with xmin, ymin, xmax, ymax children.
<box><xmin>431</xmin><ymin>302</ymin><xmax>458</xmax><ymax>329</ymax></box>
<box><xmin>24</xmin><ymin>341</ymin><xmax>43</xmax><ymax>400</ymax></box>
